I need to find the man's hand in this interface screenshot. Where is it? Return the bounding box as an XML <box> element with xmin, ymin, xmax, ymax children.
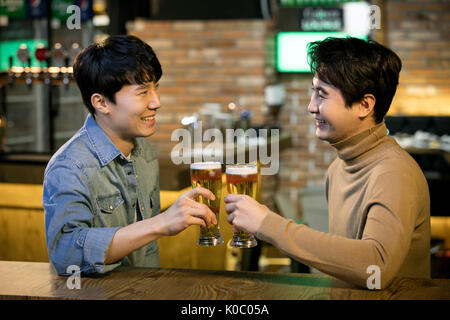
<box><xmin>105</xmin><ymin>187</ymin><xmax>218</xmax><ymax>264</ymax></box>
<box><xmin>158</xmin><ymin>187</ymin><xmax>218</xmax><ymax>236</ymax></box>
<box><xmin>224</xmin><ymin>194</ymin><xmax>272</xmax><ymax>235</ymax></box>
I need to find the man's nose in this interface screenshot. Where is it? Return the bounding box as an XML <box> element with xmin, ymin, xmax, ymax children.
<box><xmin>148</xmin><ymin>92</ymin><xmax>161</xmax><ymax>110</ymax></box>
<box><xmin>307</xmin><ymin>98</ymin><xmax>318</xmax><ymax>114</ymax></box>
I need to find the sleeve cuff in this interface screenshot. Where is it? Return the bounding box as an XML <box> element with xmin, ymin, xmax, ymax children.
<box><xmin>256</xmin><ymin>211</ymin><xmax>288</xmax><ymax>243</ymax></box>
<box><xmin>77</xmin><ymin>227</ymin><xmax>122</xmax><ymax>273</ymax></box>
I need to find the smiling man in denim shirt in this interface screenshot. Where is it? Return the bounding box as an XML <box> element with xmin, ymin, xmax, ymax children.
<box><xmin>43</xmin><ymin>35</ymin><xmax>217</xmax><ymax>276</ymax></box>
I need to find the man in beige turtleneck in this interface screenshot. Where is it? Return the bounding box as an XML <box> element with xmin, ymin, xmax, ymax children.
<box><xmin>224</xmin><ymin>37</ymin><xmax>430</xmax><ymax>289</ymax></box>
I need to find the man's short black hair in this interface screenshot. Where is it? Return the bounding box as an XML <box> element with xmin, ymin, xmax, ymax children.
<box><xmin>73</xmin><ymin>35</ymin><xmax>162</xmax><ymax>115</ymax></box>
<box><xmin>307</xmin><ymin>37</ymin><xmax>402</xmax><ymax>124</ymax></box>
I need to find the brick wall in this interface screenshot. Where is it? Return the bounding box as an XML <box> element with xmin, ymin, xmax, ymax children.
<box><xmin>386</xmin><ymin>0</ymin><xmax>450</xmax><ymax>116</ymax></box>
<box><xmin>128</xmin><ymin>19</ymin><xmax>269</xmax><ymax>155</ymax></box>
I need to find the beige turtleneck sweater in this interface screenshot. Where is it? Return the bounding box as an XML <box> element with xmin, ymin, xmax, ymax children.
<box><xmin>257</xmin><ymin>122</ymin><xmax>430</xmax><ymax>289</ymax></box>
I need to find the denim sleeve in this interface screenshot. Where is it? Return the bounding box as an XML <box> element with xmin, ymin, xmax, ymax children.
<box><xmin>43</xmin><ymin>156</ymin><xmax>121</xmax><ymax>275</ymax></box>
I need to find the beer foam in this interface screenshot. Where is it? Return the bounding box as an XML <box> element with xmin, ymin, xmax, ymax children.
<box><xmin>190</xmin><ymin>162</ymin><xmax>222</xmax><ymax>170</ymax></box>
<box><xmin>226</xmin><ymin>165</ymin><xmax>257</xmax><ymax>175</ymax></box>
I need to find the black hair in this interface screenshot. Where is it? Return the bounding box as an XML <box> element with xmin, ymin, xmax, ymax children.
<box><xmin>307</xmin><ymin>37</ymin><xmax>402</xmax><ymax>124</ymax></box>
<box><xmin>73</xmin><ymin>35</ymin><xmax>162</xmax><ymax>115</ymax></box>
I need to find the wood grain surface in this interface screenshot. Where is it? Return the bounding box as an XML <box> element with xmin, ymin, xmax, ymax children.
<box><xmin>0</xmin><ymin>261</ymin><xmax>449</xmax><ymax>300</ymax></box>
<box><xmin>0</xmin><ymin>184</ymin><xmax>47</xmax><ymax>262</ymax></box>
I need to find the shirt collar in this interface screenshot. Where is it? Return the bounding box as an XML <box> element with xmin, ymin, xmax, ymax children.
<box><xmin>84</xmin><ymin>114</ymin><xmax>122</xmax><ymax>167</ymax></box>
<box><xmin>331</xmin><ymin>122</ymin><xmax>387</xmax><ymax>161</ymax></box>
<box><xmin>132</xmin><ymin>139</ymin><xmax>144</xmax><ymax>157</ymax></box>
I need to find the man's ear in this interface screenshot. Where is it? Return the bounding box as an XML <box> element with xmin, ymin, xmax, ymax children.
<box><xmin>91</xmin><ymin>93</ymin><xmax>110</xmax><ymax>115</ymax></box>
<box><xmin>358</xmin><ymin>94</ymin><xmax>376</xmax><ymax>119</ymax></box>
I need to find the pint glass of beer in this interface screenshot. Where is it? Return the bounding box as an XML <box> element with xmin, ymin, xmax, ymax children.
<box><xmin>226</xmin><ymin>164</ymin><xmax>258</xmax><ymax>248</ymax></box>
<box><xmin>190</xmin><ymin>162</ymin><xmax>224</xmax><ymax>246</ymax></box>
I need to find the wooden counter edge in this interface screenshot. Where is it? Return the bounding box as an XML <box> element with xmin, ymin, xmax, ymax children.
<box><xmin>0</xmin><ymin>261</ymin><xmax>449</xmax><ymax>300</ymax></box>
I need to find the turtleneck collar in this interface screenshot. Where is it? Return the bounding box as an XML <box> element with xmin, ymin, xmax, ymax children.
<box><xmin>331</xmin><ymin>122</ymin><xmax>388</xmax><ymax>161</ymax></box>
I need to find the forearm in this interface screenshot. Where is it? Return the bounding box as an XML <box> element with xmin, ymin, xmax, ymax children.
<box><xmin>105</xmin><ymin>215</ymin><xmax>165</xmax><ymax>264</ymax></box>
<box><xmin>256</xmin><ymin>212</ymin><xmax>396</xmax><ymax>288</ymax></box>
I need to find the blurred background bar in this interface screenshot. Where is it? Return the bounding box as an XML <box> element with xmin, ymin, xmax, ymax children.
<box><xmin>0</xmin><ymin>0</ymin><xmax>449</xmax><ymax>278</ymax></box>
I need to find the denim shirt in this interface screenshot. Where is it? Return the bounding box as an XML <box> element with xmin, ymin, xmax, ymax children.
<box><xmin>43</xmin><ymin>114</ymin><xmax>161</xmax><ymax>275</ymax></box>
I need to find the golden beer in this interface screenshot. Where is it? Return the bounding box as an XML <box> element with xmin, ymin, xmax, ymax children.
<box><xmin>226</xmin><ymin>164</ymin><xmax>258</xmax><ymax>248</ymax></box>
<box><xmin>190</xmin><ymin>162</ymin><xmax>224</xmax><ymax>246</ymax></box>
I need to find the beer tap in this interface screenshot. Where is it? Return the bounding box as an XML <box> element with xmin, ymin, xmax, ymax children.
<box><xmin>16</xmin><ymin>43</ymin><xmax>30</xmax><ymax>76</ymax></box>
<box><xmin>16</xmin><ymin>44</ymin><xmax>32</xmax><ymax>88</ymax></box>
<box><xmin>52</xmin><ymin>43</ymin><xmax>65</xmax><ymax>68</ymax></box>
<box><xmin>44</xmin><ymin>57</ymin><xmax>51</xmax><ymax>86</ymax></box>
<box><xmin>16</xmin><ymin>44</ymin><xmax>29</xmax><ymax>69</ymax></box>
<box><xmin>69</xmin><ymin>43</ymin><xmax>81</xmax><ymax>65</ymax></box>
<box><xmin>25</xmin><ymin>57</ymin><xmax>33</xmax><ymax>88</ymax></box>
<box><xmin>8</xmin><ymin>57</ymin><xmax>14</xmax><ymax>87</ymax></box>
<box><xmin>62</xmin><ymin>42</ymin><xmax>81</xmax><ymax>89</ymax></box>
<box><xmin>62</xmin><ymin>57</ymin><xmax>70</xmax><ymax>88</ymax></box>
<box><xmin>35</xmin><ymin>44</ymin><xmax>48</xmax><ymax>81</ymax></box>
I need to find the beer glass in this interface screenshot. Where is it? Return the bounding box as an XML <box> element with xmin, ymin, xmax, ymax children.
<box><xmin>190</xmin><ymin>162</ymin><xmax>224</xmax><ymax>246</ymax></box>
<box><xmin>226</xmin><ymin>164</ymin><xmax>258</xmax><ymax>248</ymax></box>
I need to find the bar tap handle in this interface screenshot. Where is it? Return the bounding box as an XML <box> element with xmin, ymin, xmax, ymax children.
<box><xmin>26</xmin><ymin>57</ymin><xmax>33</xmax><ymax>88</ymax></box>
<box><xmin>52</xmin><ymin>43</ymin><xmax>65</xmax><ymax>69</ymax></box>
<box><xmin>63</xmin><ymin>57</ymin><xmax>70</xmax><ymax>88</ymax></box>
<box><xmin>17</xmin><ymin>44</ymin><xmax>30</xmax><ymax>69</ymax></box>
<box><xmin>69</xmin><ymin>42</ymin><xmax>81</xmax><ymax>65</ymax></box>
<box><xmin>15</xmin><ymin>43</ymin><xmax>28</xmax><ymax>86</ymax></box>
<box><xmin>44</xmin><ymin>57</ymin><xmax>51</xmax><ymax>86</ymax></box>
<box><xmin>35</xmin><ymin>44</ymin><xmax>47</xmax><ymax>79</ymax></box>
<box><xmin>8</xmin><ymin>56</ymin><xmax>14</xmax><ymax>87</ymax></box>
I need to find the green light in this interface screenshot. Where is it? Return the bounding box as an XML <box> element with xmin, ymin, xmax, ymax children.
<box><xmin>276</xmin><ymin>32</ymin><xmax>368</xmax><ymax>73</ymax></box>
<box><xmin>0</xmin><ymin>39</ymin><xmax>48</xmax><ymax>71</ymax></box>
<box><xmin>280</xmin><ymin>0</ymin><xmax>360</xmax><ymax>7</ymax></box>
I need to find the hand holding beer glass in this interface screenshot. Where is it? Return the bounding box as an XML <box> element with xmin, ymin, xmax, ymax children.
<box><xmin>226</xmin><ymin>164</ymin><xmax>258</xmax><ymax>248</ymax></box>
<box><xmin>190</xmin><ymin>162</ymin><xmax>224</xmax><ymax>246</ymax></box>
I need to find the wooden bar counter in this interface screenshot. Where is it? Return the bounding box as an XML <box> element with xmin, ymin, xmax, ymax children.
<box><xmin>0</xmin><ymin>261</ymin><xmax>449</xmax><ymax>300</ymax></box>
